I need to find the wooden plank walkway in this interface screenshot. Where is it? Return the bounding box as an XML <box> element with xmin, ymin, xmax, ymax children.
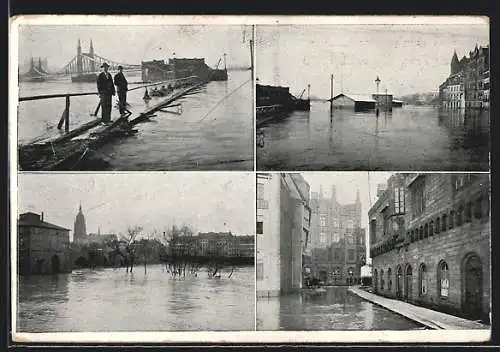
<box><xmin>349</xmin><ymin>286</ymin><xmax>490</xmax><ymax>330</ymax></box>
<box><xmin>18</xmin><ymin>80</ymin><xmax>207</xmax><ymax>171</ymax></box>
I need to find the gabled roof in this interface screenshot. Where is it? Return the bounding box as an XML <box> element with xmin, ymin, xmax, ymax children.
<box><xmin>18</xmin><ymin>214</ymin><xmax>70</xmax><ymax>232</ymax></box>
<box><xmin>332</xmin><ymin>93</ymin><xmax>376</xmax><ymax>103</ymax></box>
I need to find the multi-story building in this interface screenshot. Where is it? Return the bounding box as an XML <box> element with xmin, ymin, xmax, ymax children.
<box><xmin>18</xmin><ymin>212</ymin><xmax>72</xmax><ymax>275</ymax></box>
<box><xmin>439</xmin><ymin>45</ymin><xmax>489</xmax><ymax>110</ymax></box>
<box><xmin>309</xmin><ymin>186</ymin><xmax>366</xmax><ymax>285</ymax></box>
<box><xmin>369</xmin><ymin>173</ymin><xmax>490</xmax><ymax>322</ymax></box>
<box><xmin>170</xmin><ymin>231</ymin><xmax>254</xmax><ymax>259</ymax></box>
<box><xmin>256</xmin><ymin>173</ymin><xmax>311</xmax><ymax>298</ymax></box>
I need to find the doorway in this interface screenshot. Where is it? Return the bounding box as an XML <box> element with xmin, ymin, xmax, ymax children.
<box><xmin>51</xmin><ymin>255</ymin><xmax>61</xmax><ymax>274</ymax></box>
<box><xmin>404</xmin><ymin>265</ymin><xmax>413</xmax><ymax>301</ymax></box>
<box><xmin>463</xmin><ymin>254</ymin><xmax>483</xmax><ymax>320</ymax></box>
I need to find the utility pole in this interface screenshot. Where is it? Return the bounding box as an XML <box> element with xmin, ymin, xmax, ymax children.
<box><xmin>307</xmin><ymin>84</ymin><xmax>311</xmax><ymax>100</ymax></box>
<box><xmin>223</xmin><ymin>53</ymin><xmax>227</xmax><ymax>70</ymax></box>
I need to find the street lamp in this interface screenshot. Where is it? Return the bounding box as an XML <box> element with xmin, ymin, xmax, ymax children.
<box><xmin>375</xmin><ymin>76</ymin><xmax>381</xmax><ymax>116</ymax></box>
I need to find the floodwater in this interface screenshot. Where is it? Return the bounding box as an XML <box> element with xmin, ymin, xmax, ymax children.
<box><xmin>17</xmin><ymin>70</ymin><xmax>253</xmax><ymax>170</ymax></box>
<box><xmin>257</xmin><ymin>286</ymin><xmax>422</xmax><ymax>330</ymax></box>
<box><xmin>257</xmin><ymin>103</ymin><xmax>490</xmax><ymax>171</ymax></box>
<box><xmin>17</xmin><ymin>264</ymin><xmax>254</xmax><ymax>332</ymax></box>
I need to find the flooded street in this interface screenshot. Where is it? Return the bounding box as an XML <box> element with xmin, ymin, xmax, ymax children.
<box><xmin>18</xmin><ymin>70</ymin><xmax>253</xmax><ymax>170</ymax></box>
<box><xmin>17</xmin><ymin>264</ymin><xmax>254</xmax><ymax>332</ymax></box>
<box><xmin>257</xmin><ymin>103</ymin><xmax>489</xmax><ymax>171</ymax></box>
<box><xmin>257</xmin><ymin>286</ymin><xmax>422</xmax><ymax>330</ymax></box>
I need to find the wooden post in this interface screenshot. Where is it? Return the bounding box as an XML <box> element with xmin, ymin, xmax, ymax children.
<box><xmin>64</xmin><ymin>95</ymin><xmax>70</xmax><ymax>133</ymax></box>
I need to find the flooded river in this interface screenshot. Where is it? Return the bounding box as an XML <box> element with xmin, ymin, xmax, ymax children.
<box><xmin>17</xmin><ymin>70</ymin><xmax>253</xmax><ymax>170</ymax></box>
<box><xmin>17</xmin><ymin>264</ymin><xmax>254</xmax><ymax>332</ymax></box>
<box><xmin>257</xmin><ymin>286</ymin><xmax>422</xmax><ymax>330</ymax></box>
<box><xmin>257</xmin><ymin>104</ymin><xmax>489</xmax><ymax>171</ymax></box>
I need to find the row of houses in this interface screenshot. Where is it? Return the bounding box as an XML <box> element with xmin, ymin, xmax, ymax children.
<box><xmin>369</xmin><ymin>173</ymin><xmax>490</xmax><ymax>322</ymax></box>
<box><xmin>439</xmin><ymin>45</ymin><xmax>490</xmax><ymax>110</ymax></box>
<box><xmin>169</xmin><ymin>232</ymin><xmax>254</xmax><ymax>258</ymax></box>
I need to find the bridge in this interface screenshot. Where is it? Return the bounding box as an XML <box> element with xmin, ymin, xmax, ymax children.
<box><xmin>21</xmin><ymin>39</ymin><xmax>141</xmax><ymax>81</ymax></box>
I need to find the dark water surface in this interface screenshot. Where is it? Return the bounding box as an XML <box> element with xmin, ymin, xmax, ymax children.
<box><xmin>17</xmin><ymin>265</ymin><xmax>254</xmax><ymax>332</ymax></box>
<box><xmin>257</xmin><ymin>286</ymin><xmax>422</xmax><ymax>330</ymax></box>
<box><xmin>257</xmin><ymin>103</ymin><xmax>489</xmax><ymax>171</ymax></box>
<box><xmin>18</xmin><ymin>71</ymin><xmax>253</xmax><ymax>170</ymax></box>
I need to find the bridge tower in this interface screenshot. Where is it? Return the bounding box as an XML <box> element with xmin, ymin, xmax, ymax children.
<box><xmin>76</xmin><ymin>39</ymin><xmax>83</xmax><ymax>74</ymax></box>
<box><xmin>89</xmin><ymin>39</ymin><xmax>96</xmax><ymax>72</ymax></box>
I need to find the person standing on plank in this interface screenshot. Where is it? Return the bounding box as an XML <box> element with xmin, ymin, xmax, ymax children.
<box><xmin>96</xmin><ymin>62</ymin><xmax>115</xmax><ymax>123</ymax></box>
<box><xmin>114</xmin><ymin>65</ymin><xmax>129</xmax><ymax>116</ymax></box>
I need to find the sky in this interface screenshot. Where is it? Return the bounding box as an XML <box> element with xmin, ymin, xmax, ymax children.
<box><xmin>302</xmin><ymin>172</ymin><xmax>394</xmax><ymax>263</ymax></box>
<box><xmin>18</xmin><ymin>24</ymin><xmax>253</xmax><ymax>72</ymax></box>
<box><xmin>17</xmin><ymin>172</ymin><xmax>254</xmax><ymax>241</ymax></box>
<box><xmin>256</xmin><ymin>23</ymin><xmax>489</xmax><ymax>97</ymax></box>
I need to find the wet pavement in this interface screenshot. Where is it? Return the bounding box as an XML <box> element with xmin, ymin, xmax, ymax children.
<box><xmin>257</xmin><ymin>286</ymin><xmax>423</xmax><ymax>330</ymax></box>
<box><xmin>257</xmin><ymin>103</ymin><xmax>489</xmax><ymax>171</ymax></box>
<box><xmin>17</xmin><ymin>264</ymin><xmax>254</xmax><ymax>332</ymax></box>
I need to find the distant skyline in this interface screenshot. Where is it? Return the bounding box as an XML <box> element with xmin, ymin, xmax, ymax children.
<box><xmin>257</xmin><ymin>23</ymin><xmax>489</xmax><ymax>97</ymax></box>
<box><xmin>18</xmin><ymin>173</ymin><xmax>254</xmax><ymax>241</ymax></box>
<box><xmin>18</xmin><ymin>25</ymin><xmax>253</xmax><ymax>73</ymax></box>
<box><xmin>302</xmin><ymin>172</ymin><xmax>394</xmax><ymax>263</ymax></box>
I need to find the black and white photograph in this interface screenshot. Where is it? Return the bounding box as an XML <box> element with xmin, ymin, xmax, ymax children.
<box><xmin>256</xmin><ymin>172</ymin><xmax>490</xmax><ymax>335</ymax></box>
<box><xmin>15</xmin><ymin>20</ymin><xmax>254</xmax><ymax>171</ymax></box>
<box><xmin>256</xmin><ymin>20</ymin><xmax>490</xmax><ymax>171</ymax></box>
<box><xmin>14</xmin><ymin>172</ymin><xmax>255</xmax><ymax>333</ymax></box>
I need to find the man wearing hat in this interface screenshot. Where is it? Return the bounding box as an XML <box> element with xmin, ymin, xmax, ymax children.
<box><xmin>96</xmin><ymin>62</ymin><xmax>115</xmax><ymax>123</ymax></box>
<box><xmin>114</xmin><ymin>65</ymin><xmax>129</xmax><ymax>116</ymax></box>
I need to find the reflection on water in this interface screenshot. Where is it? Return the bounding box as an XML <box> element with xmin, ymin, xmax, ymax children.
<box><xmin>257</xmin><ymin>104</ymin><xmax>489</xmax><ymax>171</ymax></box>
<box><xmin>17</xmin><ymin>264</ymin><xmax>254</xmax><ymax>332</ymax></box>
<box><xmin>257</xmin><ymin>286</ymin><xmax>422</xmax><ymax>330</ymax></box>
<box><xmin>18</xmin><ymin>71</ymin><xmax>253</xmax><ymax>170</ymax></box>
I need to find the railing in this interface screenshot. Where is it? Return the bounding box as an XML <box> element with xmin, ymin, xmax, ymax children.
<box><xmin>18</xmin><ymin>75</ymin><xmax>202</xmax><ymax>137</ymax></box>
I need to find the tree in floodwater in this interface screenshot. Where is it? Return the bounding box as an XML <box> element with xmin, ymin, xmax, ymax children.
<box><xmin>159</xmin><ymin>224</ymin><xmax>201</xmax><ymax>279</ymax></box>
<box><xmin>107</xmin><ymin>225</ymin><xmax>142</xmax><ymax>273</ymax></box>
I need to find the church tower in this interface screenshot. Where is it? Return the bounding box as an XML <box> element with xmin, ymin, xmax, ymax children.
<box><xmin>451</xmin><ymin>50</ymin><xmax>460</xmax><ymax>76</ymax></box>
<box><xmin>355</xmin><ymin>189</ymin><xmax>362</xmax><ymax>228</ymax></box>
<box><xmin>73</xmin><ymin>203</ymin><xmax>87</xmax><ymax>244</ymax></box>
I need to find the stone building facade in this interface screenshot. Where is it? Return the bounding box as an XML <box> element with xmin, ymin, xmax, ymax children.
<box><xmin>309</xmin><ymin>187</ymin><xmax>366</xmax><ymax>285</ymax></box>
<box><xmin>18</xmin><ymin>212</ymin><xmax>72</xmax><ymax>275</ymax></box>
<box><xmin>256</xmin><ymin>173</ymin><xmax>311</xmax><ymax>298</ymax></box>
<box><xmin>439</xmin><ymin>45</ymin><xmax>490</xmax><ymax>110</ymax></box>
<box><xmin>369</xmin><ymin>173</ymin><xmax>490</xmax><ymax>322</ymax></box>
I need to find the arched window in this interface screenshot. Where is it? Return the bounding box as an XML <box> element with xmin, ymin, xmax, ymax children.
<box><xmin>438</xmin><ymin>261</ymin><xmax>450</xmax><ymax>298</ymax></box>
<box><xmin>456</xmin><ymin>206</ymin><xmax>463</xmax><ymax>226</ymax></box>
<box><xmin>424</xmin><ymin>223</ymin><xmax>429</xmax><ymax>238</ymax></box>
<box><xmin>442</xmin><ymin>214</ymin><xmax>448</xmax><ymax>232</ymax></box>
<box><xmin>419</xmin><ymin>263</ymin><xmax>428</xmax><ymax>296</ymax></box>
<box><xmin>429</xmin><ymin>221</ymin><xmax>434</xmax><ymax>236</ymax></box>
<box><xmin>435</xmin><ymin>217</ymin><xmax>441</xmax><ymax>234</ymax></box>
<box><xmin>387</xmin><ymin>268</ymin><xmax>392</xmax><ymax>292</ymax></box>
<box><xmin>449</xmin><ymin>210</ymin><xmax>455</xmax><ymax>229</ymax></box>
<box><xmin>410</xmin><ymin>230</ymin><xmax>414</xmax><ymax>242</ymax></box>
<box><xmin>380</xmin><ymin>269</ymin><xmax>385</xmax><ymax>290</ymax></box>
<box><xmin>419</xmin><ymin>226</ymin><xmax>424</xmax><ymax>240</ymax></box>
<box><xmin>465</xmin><ymin>202</ymin><xmax>472</xmax><ymax>222</ymax></box>
<box><xmin>474</xmin><ymin>197</ymin><xmax>483</xmax><ymax>219</ymax></box>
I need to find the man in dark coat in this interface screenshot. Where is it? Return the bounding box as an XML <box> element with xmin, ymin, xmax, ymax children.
<box><xmin>96</xmin><ymin>62</ymin><xmax>115</xmax><ymax>123</ymax></box>
<box><xmin>113</xmin><ymin>65</ymin><xmax>128</xmax><ymax>116</ymax></box>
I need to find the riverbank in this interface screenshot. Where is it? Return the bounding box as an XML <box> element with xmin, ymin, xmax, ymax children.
<box><xmin>349</xmin><ymin>286</ymin><xmax>490</xmax><ymax>330</ymax></box>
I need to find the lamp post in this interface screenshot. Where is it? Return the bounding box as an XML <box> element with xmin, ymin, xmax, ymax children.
<box><xmin>375</xmin><ymin>76</ymin><xmax>381</xmax><ymax>116</ymax></box>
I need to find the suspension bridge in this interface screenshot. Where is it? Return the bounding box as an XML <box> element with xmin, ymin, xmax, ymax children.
<box><xmin>20</xmin><ymin>39</ymin><xmax>141</xmax><ymax>82</ymax></box>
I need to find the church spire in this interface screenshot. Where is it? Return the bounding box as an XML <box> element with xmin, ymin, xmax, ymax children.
<box><xmin>79</xmin><ymin>203</ymin><xmax>82</xmax><ymax>213</ymax></box>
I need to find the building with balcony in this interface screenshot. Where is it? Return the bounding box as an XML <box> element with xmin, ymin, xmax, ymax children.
<box><xmin>369</xmin><ymin>173</ymin><xmax>490</xmax><ymax>322</ymax></box>
<box><xmin>309</xmin><ymin>186</ymin><xmax>366</xmax><ymax>285</ymax></box>
<box><xmin>256</xmin><ymin>173</ymin><xmax>311</xmax><ymax>298</ymax></box>
<box><xmin>439</xmin><ymin>45</ymin><xmax>489</xmax><ymax>110</ymax></box>
<box><xmin>18</xmin><ymin>212</ymin><xmax>72</xmax><ymax>275</ymax></box>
